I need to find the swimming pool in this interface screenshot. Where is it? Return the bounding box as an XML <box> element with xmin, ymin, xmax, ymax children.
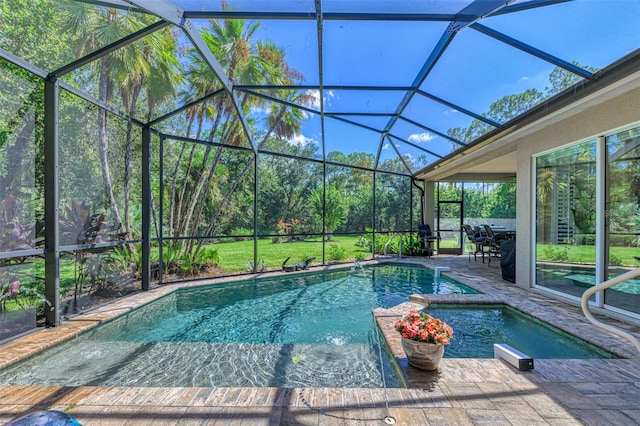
<box><xmin>425</xmin><ymin>304</ymin><xmax>616</xmax><ymax>359</ymax></box>
<box><xmin>0</xmin><ymin>264</ymin><xmax>614</xmax><ymax>389</ymax></box>
<box><xmin>0</xmin><ymin>264</ymin><xmax>475</xmax><ymax>389</ymax></box>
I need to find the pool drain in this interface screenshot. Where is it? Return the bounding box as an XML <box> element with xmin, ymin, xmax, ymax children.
<box><xmin>384</xmin><ymin>416</ymin><xmax>396</xmax><ymax>424</ymax></box>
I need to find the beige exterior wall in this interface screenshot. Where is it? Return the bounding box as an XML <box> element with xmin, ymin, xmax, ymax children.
<box><xmin>515</xmin><ymin>85</ymin><xmax>640</xmax><ymax>289</ymax></box>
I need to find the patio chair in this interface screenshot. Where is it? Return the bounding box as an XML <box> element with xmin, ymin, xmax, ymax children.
<box><xmin>418</xmin><ymin>224</ymin><xmax>440</xmax><ymax>258</ymax></box>
<box><xmin>462</xmin><ymin>224</ymin><xmax>487</xmax><ymax>262</ymax></box>
<box><xmin>482</xmin><ymin>224</ymin><xmax>502</xmax><ymax>264</ymax></box>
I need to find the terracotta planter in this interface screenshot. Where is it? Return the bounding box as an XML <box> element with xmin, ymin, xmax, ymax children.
<box><xmin>401</xmin><ymin>338</ymin><xmax>445</xmax><ymax>371</ymax></box>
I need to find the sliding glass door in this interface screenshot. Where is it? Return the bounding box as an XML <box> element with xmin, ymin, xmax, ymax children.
<box><xmin>533</xmin><ymin>124</ymin><xmax>640</xmax><ymax>318</ymax></box>
<box><xmin>605</xmin><ymin>126</ymin><xmax>640</xmax><ymax>315</ymax></box>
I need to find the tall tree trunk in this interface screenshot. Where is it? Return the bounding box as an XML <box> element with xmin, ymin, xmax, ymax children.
<box><xmin>186</xmin><ymin>115</ymin><xmax>239</xmax><ymax>240</ymax></box>
<box><xmin>192</xmin><ymin>107</ymin><xmax>289</xmax><ymax>251</ymax></box>
<box><xmin>97</xmin><ymin>57</ymin><xmax>124</xmax><ymax>231</ymax></box>
<box><xmin>172</xmin><ymin>99</ymin><xmax>225</xmax><ymax>253</ymax></box>
<box><xmin>195</xmin><ymin>157</ymin><xmax>254</xmax><ymax>253</ymax></box>
<box><xmin>123</xmin><ymin>84</ymin><xmax>141</xmax><ymax>240</ymax></box>
<box><xmin>168</xmin><ymin>111</ymin><xmax>197</xmax><ymax>237</ymax></box>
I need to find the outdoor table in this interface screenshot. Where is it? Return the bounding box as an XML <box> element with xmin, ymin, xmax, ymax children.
<box><xmin>490</xmin><ymin>227</ymin><xmax>516</xmax><ymax>240</ymax></box>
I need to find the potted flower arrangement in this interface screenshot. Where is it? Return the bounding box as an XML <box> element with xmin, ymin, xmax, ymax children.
<box><xmin>394</xmin><ymin>309</ymin><xmax>454</xmax><ymax>371</ymax></box>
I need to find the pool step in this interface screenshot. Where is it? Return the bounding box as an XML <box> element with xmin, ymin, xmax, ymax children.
<box><xmin>494</xmin><ymin>343</ymin><xmax>534</xmax><ymax>371</ymax></box>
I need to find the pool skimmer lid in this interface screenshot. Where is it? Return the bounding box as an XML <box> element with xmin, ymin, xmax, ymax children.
<box><xmin>494</xmin><ymin>343</ymin><xmax>534</xmax><ymax>371</ymax></box>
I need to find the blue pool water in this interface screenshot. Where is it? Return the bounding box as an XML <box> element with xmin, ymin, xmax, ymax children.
<box><xmin>0</xmin><ymin>264</ymin><xmax>613</xmax><ymax>389</ymax></box>
<box><xmin>426</xmin><ymin>304</ymin><xmax>615</xmax><ymax>359</ymax></box>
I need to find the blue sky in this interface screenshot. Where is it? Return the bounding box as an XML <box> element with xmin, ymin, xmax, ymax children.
<box><xmin>190</xmin><ymin>0</ymin><xmax>640</xmax><ymax>171</ymax></box>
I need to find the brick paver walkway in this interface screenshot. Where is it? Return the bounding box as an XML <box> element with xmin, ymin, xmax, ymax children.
<box><xmin>0</xmin><ymin>256</ymin><xmax>638</xmax><ymax>425</ymax></box>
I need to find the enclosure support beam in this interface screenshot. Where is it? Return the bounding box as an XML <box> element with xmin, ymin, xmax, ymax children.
<box><xmin>141</xmin><ymin>126</ymin><xmax>152</xmax><ymax>290</ymax></box>
<box><xmin>44</xmin><ymin>77</ymin><xmax>60</xmax><ymax>326</ymax></box>
<box><xmin>595</xmin><ymin>135</ymin><xmax>606</xmax><ymax>307</ymax></box>
<box><xmin>372</xmin><ymin>172</ymin><xmax>377</xmax><ymax>260</ymax></box>
<box><xmin>253</xmin><ymin>153</ymin><xmax>258</xmax><ymax>272</ymax></box>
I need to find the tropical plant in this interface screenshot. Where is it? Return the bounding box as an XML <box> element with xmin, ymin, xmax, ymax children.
<box><xmin>0</xmin><ymin>194</ymin><xmax>38</xmax><ymax>255</ymax></box>
<box><xmin>59</xmin><ymin>4</ymin><xmax>144</xmax><ymax>234</ymax></box>
<box><xmin>58</xmin><ymin>200</ymin><xmax>127</xmax><ymax>308</ymax></box>
<box><xmin>58</xmin><ymin>4</ymin><xmax>183</xmax><ymax>243</ymax></box>
<box><xmin>355</xmin><ymin>233</ymin><xmax>371</xmax><ymax>250</ymax></box>
<box><xmin>0</xmin><ymin>268</ymin><xmax>48</xmax><ymax>320</ymax></box>
<box><xmin>402</xmin><ymin>232</ymin><xmax>422</xmax><ymax>256</ymax></box>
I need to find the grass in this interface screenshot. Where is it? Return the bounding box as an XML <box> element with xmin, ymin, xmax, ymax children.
<box><xmin>442</xmin><ymin>236</ymin><xmax>639</xmax><ymax>266</ymax></box>
<box><xmin>214</xmin><ymin>236</ymin><xmax>639</xmax><ymax>272</ymax></box>
<box><xmin>535</xmin><ymin>244</ymin><xmax>640</xmax><ymax>266</ymax></box>
<box><xmin>215</xmin><ymin>235</ymin><xmax>372</xmax><ymax>272</ymax></box>
<box><xmin>11</xmin><ymin>236</ymin><xmax>639</xmax><ymax>305</ymax></box>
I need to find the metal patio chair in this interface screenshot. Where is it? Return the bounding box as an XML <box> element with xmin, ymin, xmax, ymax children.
<box><xmin>418</xmin><ymin>224</ymin><xmax>440</xmax><ymax>258</ymax></box>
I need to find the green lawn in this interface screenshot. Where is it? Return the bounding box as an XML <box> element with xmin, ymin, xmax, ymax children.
<box><xmin>31</xmin><ymin>236</ymin><xmax>640</xmax><ymax>295</ymax></box>
<box><xmin>535</xmin><ymin>244</ymin><xmax>640</xmax><ymax>266</ymax></box>
<box><xmin>215</xmin><ymin>236</ymin><xmax>373</xmax><ymax>272</ymax></box>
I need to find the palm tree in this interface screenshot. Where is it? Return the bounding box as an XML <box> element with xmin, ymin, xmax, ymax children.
<box><xmin>61</xmin><ymin>5</ymin><xmax>183</xmax><ymax>241</ymax></box>
<box><xmin>167</xmin><ymin>18</ymin><xmax>308</xmax><ymax>259</ymax></box>
<box><xmin>60</xmin><ymin>4</ymin><xmax>147</xmax><ymax>233</ymax></box>
<box><xmin>114</xmin><ymin>22</ymin><xmax>182</xmax><ymax>238</ymax></box>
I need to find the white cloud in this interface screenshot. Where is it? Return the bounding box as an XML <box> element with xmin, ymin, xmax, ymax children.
<box><xmin>250</xmin><ymin>104</ymin><xmax>271</xmax><ymax>115</ymax></box>
<box><xmin>304</xmin><ymin>89</ymin><xmax>338</xmax><ymax>109</ymax></box>
<box><xmin>408</xmin><ymin>132</ymin><xmax>434</xmax><ymax>143</ymax></box>
<box><xmin>300</xmin><ymin>89</ymin><xmax>338</xmax><ymax>119</ymax></box>
<box><xmin>288</xmin><ymin>133</ymin><xmax>317</xmax><ymax>148</ymax></box>
<box><xmin>306</xmin><ymin>89</ymin><xmax>322</xmax><ymax>109</ymax></box>
<box><xmin>382</xmin><ymin>143</ymin><xmax>390</xmax><ymax>150</ymax></box>
<box><xmin>324</xmin><ymin>89</ymin><xmax>337</xmax><ymax>106</ymax></box>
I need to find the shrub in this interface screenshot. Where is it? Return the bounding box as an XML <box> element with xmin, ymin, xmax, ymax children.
<box><xmin>374</xmin><ymin>233</ymin><xmax>392</xmax><ymax>254</ymax></box>
<box><xmin>542</xmin><ymin>245</ymin><xmax>569</xmax><ymax>263</ymax></box>
<box><xmin>355</xmin><ymin>235</ymin><xmax>370</xmax><ymax>249</ymax></box>
<box><xmin>609</xmin><ymin>253</ymin><xmax>623</xmax><ymax>266</ymax></box>
<box><xmin>230</xmin><ymin>227</ymin><xmax>252</xmax><ymax>241</ymax></box>
<box><xmin>354</xmin><ymin>251</ymin><xmax>367</xmax><ymax>261</ymax></box>
<box><xmin>403</xmin><ymin>232</ymin><xmax>421</xmax><ymax>255</ymax></box>
<box><xmin>327</xmin><ymin>244</ymin><xmax>347</xmax><ymax>262</ymax></box>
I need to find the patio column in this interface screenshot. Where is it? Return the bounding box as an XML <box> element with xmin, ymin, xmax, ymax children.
<box><xmin>423</xmin><ymin>180</ymin><xmax>435</xmax><ymax>227</ymax></box>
